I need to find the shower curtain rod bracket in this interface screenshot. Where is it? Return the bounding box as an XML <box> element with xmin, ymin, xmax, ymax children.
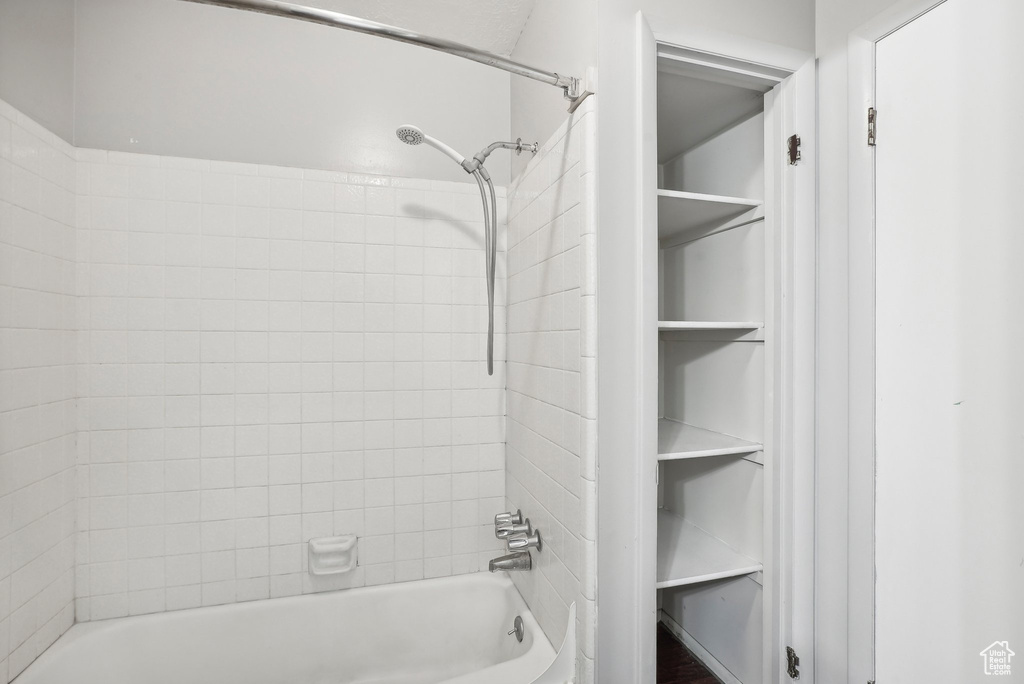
<box><xmin>564</xmin><ymin>75</ymin><xmax>595</xmax><ymax>113</ymax></box>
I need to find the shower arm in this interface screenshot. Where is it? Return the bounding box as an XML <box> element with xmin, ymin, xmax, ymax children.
<box><xmin>463</xmin><ymin>139</ymin><xmax>540</xmax><ymax>174</ymax></box>
<box><xmin>179</xmin><ymin>0</ymin><xmax>593</xmax><ymax>112</ymax></box>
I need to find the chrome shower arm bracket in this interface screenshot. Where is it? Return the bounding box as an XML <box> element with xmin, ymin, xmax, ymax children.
<box><xmin>513</xmin><ymin>138</ymin><xmax>539</xmax><ymax>156</ymax></box>
<box><xmin>460</xmin><ymin>138</ymin><xmax>538</xmax><ymax>175</ymax></box>
<box><xmin>469</xmin><ymin>139</ymin><xmax>538</xmax><ymax>170</ymax></box>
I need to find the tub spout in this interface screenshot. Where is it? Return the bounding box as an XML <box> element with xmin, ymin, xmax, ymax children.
<box><xmin>488</xmin><ymin>551</ymin><xmax>532</xmax><ymax>572</ymax></box>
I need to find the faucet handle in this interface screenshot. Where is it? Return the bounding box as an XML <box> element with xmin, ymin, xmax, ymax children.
<box><xmin>494</xmin><ymin>509</ymin><xmax>523</xmax><ymax>526</ymax></box>
<box><xmin>507</xmin><ymin>529</ymin><xmax>542</xmax><ymax>552</ymax></box>
<box><xmin>496</xmin><ymin>518</ymin><xmax>532</xmax><ymax>539</ymax></box>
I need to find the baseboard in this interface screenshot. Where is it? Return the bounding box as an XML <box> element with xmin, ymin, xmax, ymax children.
<box><xmin>658</xmin><ymin>609</ymin><xmax>743</xmax><ymax>684</ymax></box>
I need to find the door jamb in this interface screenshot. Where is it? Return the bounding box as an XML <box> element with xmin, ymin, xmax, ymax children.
<box><xmin>846</xmin><ymin>2</ymin><xmax>948</xmax><ymax>683</ymax></box>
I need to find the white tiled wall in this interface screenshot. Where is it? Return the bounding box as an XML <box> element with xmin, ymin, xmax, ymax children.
<box><xmin>73</xmin><ymin>149</ymin><xmax>509</xmax><ymax>621</ymax></box>
<box><xmin>0</xmin><ymin>101</ymin><xmax>78</xmax><ymax>682</ymax></box>
<box><xmin>505</xmin><ymin>97</ymin><xmax>598</xmax><ymax>683</ymax></box>
<box><xmin>0</xmin><ymin>91</ymin><xmax>601</xmax><ymax>684</ymax></box>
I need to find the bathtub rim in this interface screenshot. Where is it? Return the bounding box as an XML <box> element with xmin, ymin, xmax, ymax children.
<box><xmin>13</xmin><ymin>571</ymin><xmax>555</xmax><ymax>684</ymax></box>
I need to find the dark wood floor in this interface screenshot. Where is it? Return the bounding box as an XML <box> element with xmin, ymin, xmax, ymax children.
<box><xmin>657</xmin><ymin>623</ymin><xmax>721</xmax><ymax>684</ymax></box>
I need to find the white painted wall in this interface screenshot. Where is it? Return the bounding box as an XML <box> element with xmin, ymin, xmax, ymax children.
<box><xmin>640</xmin><ymin>0</ymin><xmax>813</xmax><ymax>54</ymax></box>
<box><xmin>72</xmin><ymin>0</ymin><xmax>512</xmax><ymax>184</ymax></box>
<box><xmin>0</xmin><ymin>0</ymin><xmax>76</xmax><ymax>142</ymax></box>
<box><xmin>594</xmin><ymin>2</ymin><xmax>812</xmax><ymax>681</ymax></box>
<box><xmin>508</xmin><ymin>0</ymin><xmax>597</xmax><ymax>179</ymax></box>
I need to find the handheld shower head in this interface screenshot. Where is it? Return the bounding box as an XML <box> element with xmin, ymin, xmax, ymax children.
<box><xmin>396</xmin><ymin>126</ymin><xmax>423</xmax><ymax>146</ymax></box>
<box><xmin>395</xmin><ymin>124</ymin><xmax>466</xmax><ymax>166</ymax></box>
<box><xmin>393</xmin><ymin>123</ymin><xmax>507</xmax><ymax>377</ymax></box>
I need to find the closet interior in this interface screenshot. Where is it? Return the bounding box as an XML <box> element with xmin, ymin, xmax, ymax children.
<box><xmin>654</xmin><ymin>55</ymin><xmax>778</xmax><ymax>684</ymax></box>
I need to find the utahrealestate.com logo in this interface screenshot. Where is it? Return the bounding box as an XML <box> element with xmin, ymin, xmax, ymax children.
<box><xmin>980</xmin><ymin>641</ymin><xmax>1015</xmax><ymax>676</ymax></box>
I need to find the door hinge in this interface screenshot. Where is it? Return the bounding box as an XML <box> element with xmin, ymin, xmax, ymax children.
<box><xmin>786</xmin><ymin>646</ymin><xmax>801</xmax><ymax>679</ymax></box>
<box><xmin>868</xmin><ymin>107</ymin><xmax>877</xmax><ymax>146</ymax></box>
<box><xmin>787</xmin><ymin>134</ymin><xmax>801</xmax><ymax>165</ymax></box>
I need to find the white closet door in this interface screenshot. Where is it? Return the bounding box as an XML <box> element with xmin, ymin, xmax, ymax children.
<box><xmin>875</xmin><ymin>1</ymin><xmax>1024</xmax><ymax>681</ymax></box>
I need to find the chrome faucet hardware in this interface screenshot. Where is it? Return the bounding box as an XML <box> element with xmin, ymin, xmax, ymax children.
<box><xmin>508</xmin><ymin>616</ymin><xmax>525</xmax><ymax>642</ymax></box>
<box><xmin>494</xmin><ymin>509</ymin><xmax>523</xmax><ymax>526</ymax></box>
<box><xmin>488</xmin><ymin>551</ymin><xmax>532</xmax><ymax>572</ymax></box>
<box><xmin>490</xmin><ymin>510</ymin><xmax>541</xmax><ymax>570</ymax></box>
<box><xmin>496</xmin><ymin>518</ymin><xmax>532</xmax><ymax>539</ymax></box>
<box><xmin>507</xmin><ymin>529</ymin><xmax>542</xmax><ymax>552</ymax></box>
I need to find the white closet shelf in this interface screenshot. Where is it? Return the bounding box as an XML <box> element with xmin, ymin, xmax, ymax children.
<box><xmin>658</xmin><ymin>419</ymin><xmax>762</xmax><ymax>460</ymax></box>
<box><xmin>657</xmin><ymin>189</ymin><xmax>763</xmax><ymax>241</ymax></box>
<box><xmin>658</xmin><ymin>321</ymin><xmax>763</xmax><ymax>331</ymax></box>
<box><xmin>656</xmin><ymin>509</ymin><xmax>762</xmax><ymax>589</ymax></box>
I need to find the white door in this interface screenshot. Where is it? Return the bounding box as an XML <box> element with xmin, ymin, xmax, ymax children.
<box><xmin>875</xmin><ymin>1</ymin><xmax>1024</xmax><ymax>681</ymax></box>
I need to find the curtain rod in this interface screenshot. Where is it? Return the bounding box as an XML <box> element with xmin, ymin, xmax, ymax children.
<box><xmin>179</xmin><ymin>0</ymin><xmax>592</xmax><ymax>112</ymax></box>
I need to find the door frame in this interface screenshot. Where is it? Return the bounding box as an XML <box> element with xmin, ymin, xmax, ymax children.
<box><xmin>633</xmin><ymin>14</ymin><xmax>817</xmax><ymax>683</ymax></box>
<box><xmin>846</xmin><ymin>2</ymin><xmax>949</xmax><ymax>682</ymax></box>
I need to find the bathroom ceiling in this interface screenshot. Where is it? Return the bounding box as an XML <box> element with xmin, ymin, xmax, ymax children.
<box><xmin>304</xmin><ymin>0</ymin><xmax>538</xmax><ymax>56</ymax></box>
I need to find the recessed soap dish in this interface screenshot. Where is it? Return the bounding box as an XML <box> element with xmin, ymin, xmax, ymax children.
<box><xmin>308</xmin><ymin>535</ymin><xmax>358</xmax><ymax>576</ymax></box>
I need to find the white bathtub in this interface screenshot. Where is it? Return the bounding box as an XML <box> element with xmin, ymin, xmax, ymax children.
<box><xmin>14</xmin><ymin>573</ymin><xmax>562</xmax><ymax>684</ymax></box>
